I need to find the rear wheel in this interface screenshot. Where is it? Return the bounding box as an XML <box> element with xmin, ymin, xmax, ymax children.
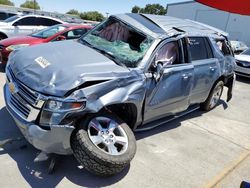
<box><xmin>71</xmin><ymin>112</ymin><xmax>136</xmax><ymax>176</ymax></box>
<box><xmin>200</xmin><ymin>81</ymin><xmax>224</xmax><ymax>111</ymax></box>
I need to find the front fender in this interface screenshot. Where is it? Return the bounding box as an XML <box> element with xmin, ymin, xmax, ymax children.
<box><xmin>69</xmin><ymin>70</ymin><xmax>147</xmax><ymax>121</ymax></box>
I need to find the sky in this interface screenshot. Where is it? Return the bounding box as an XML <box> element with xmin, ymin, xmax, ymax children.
<box><xmin>11</xmin><ymin>0</ymin><xmax>186</xmax><ymax>15</ymax></box>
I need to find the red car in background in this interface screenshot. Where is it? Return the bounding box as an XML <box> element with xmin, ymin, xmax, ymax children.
<box><xmin>0</xmin><ymin>24</ymin><xmax>93</xmax><ymax>65</ymax></box>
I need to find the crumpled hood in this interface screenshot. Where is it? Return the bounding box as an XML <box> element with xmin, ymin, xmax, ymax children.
<box><xmin>9</xmin><ymin>40</ymin><xmax>130</xmax><ymax>97</ymax></box>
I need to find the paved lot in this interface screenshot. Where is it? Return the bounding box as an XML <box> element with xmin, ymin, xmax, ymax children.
<box><xmin>0</xmin><ymin>66</ymin><xmax>249</xmax><ymax>188</ymax></box>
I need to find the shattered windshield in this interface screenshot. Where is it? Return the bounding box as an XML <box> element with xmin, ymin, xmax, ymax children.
<box><xmin>81</xmin><ymin>17</ymin><xmax>154</xmax><ymax>68</ymax></box>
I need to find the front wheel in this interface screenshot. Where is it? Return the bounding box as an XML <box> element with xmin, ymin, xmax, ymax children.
<box><xmin>71</xmin><ymin>112</ymin><xmax>136</xmax><ymax>176</ymax></box>
<box><xmin>200</xmin><ymin>81</ymin><xmax>224</xmax><ymax>111</ymax></box>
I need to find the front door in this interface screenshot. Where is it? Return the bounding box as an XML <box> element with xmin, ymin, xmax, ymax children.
<box><xmin>144</xmin><ymin>40</ymin><xmax>194</xmax><ymax>123</ymax></box>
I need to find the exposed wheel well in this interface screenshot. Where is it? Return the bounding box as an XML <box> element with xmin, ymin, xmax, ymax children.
<box><xmin>105</xmin><ymin>103</ymin><xmax>138</xmax><ymax>130</ymax></box>
<box><xmin>72</xmin><ymin>103</ymin><xmax>138</xmax><ymax>132</ymax></box>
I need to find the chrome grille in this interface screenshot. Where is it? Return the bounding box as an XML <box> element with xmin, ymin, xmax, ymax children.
<box><xmin>8</xmin><ymin>67</ymin><xmax>39</xmax><ymax>105</ymax></box>
<box><xmin>7</xmin><ymin>66</ymin><xmax>42</xmax><ymax>120</ymax></box>
<box><xmin>10</xmin><ymin>94</ymin><xmax>31</xmax><ymax>118</ymax></box>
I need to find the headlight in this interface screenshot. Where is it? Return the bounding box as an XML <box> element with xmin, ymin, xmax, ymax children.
<box><xmin>40</xmin><ymin>100</ymin><xmax>86</xmax><ymax>127</ymax></box>
<box><xmin>44</xmin><ymin>100</ymin><xmax>86</xmax><ymax>112</ymax></box>
<box><xmin>6</xmin><ymin>44</ymin><xmax>30</xmax><ymax>52</ymax></box>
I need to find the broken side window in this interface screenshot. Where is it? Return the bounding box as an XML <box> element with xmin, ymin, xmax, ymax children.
<box><xmin>215</xmin><ymin>39</ymin><xmax>233</xmax><ymax>56</ymax></box>
<box><xmin>155</xmin><ymin>41</ymin><xmax>180</xmax><ymax>66</ymax></box>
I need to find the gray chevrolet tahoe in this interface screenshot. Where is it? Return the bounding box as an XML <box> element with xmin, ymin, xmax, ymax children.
<box><xmin>3</xmin><ymin>14</ymin><xmax>235</xmax><ymax>176</ymax></box>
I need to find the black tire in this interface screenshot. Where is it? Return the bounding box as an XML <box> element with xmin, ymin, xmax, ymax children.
<box><xmin>0</xmin><ymin>33</ymin><xmax>7</xmax><ymax>40</ymax></box>
<box><xmin>200</xmin><ymin>81</ymin><xmax>224</xmax><ymax>111</ymax></box>
<box><xmin>71</xmin><ymin>112</ymin><xmax>136</xmax><ymax>176</ymax></box>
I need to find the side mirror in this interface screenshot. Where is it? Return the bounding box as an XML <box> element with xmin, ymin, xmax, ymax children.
<box><xmin>155</xmin><ymin>62</ymin><xmax>164</xmax><ymax>82</ymax></box>
<box><xmin>56</xmin><ymin>35</ymin><xmax>66</xmax><ymax>41</ymax></box>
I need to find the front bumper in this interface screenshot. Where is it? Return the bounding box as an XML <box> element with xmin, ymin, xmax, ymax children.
<box><xmin>4</xmin><ymin>84</ymin><xmax>74</xmax><ymax>155</ymax></box>
<box><xmin>235</xmin><ymin>64</ymin><xmax>250</xmax><ymax>78</ymax></box>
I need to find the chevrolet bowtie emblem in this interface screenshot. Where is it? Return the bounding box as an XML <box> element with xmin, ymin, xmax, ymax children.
<box><xmin>8</xmin><ymin>82</ymin><xmax>16</xmax><ymax>94</ymax></box>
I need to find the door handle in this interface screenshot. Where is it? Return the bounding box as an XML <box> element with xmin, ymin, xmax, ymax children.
<box><xmin>182</xmin><ymin>73</ymin><xmax>193</xmax><ymax>80</ymax></box>
<box><xmin>182</xmin><ymin>74</ymin><xmax>189</xmax><ymax>80</ymax></box>
<box><xmin>210</xmin><ymin>66</ymin><xmax>217</xmax><ymax>72</ymax></box>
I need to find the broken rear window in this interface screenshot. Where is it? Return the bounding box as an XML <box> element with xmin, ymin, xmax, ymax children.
<box><xmin>81</xmin><ymin>17</ymin><xmax>154</xmax><ymax>68</ymax></box>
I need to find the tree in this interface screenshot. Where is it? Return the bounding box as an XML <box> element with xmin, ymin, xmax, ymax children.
<box><xmin>66</xmin><ymin>9</ymin><xmax>79</xmax><ymax>16</ymax></box>
<box><xmin>143</xmin><ymin>4</ymin><xmax>167</xmax><ymax>15</ymax></box>
<box><xmin>131</xmin><ymin>6</ymin><xmax>141</xmax><ymax>13</ymax></box>
<box><xmin>20</xmin><ymin>0</ymin><xmax>40</xmax><ymax>10</ymax></box>
<box><xmin>131</xmin><ymin>4</ymin><xmax>167</xmax><ymax>15</ymax></box>
<box><xmin>80</xmin><ymin>11</ymin><xmax>105</xmax><ymax>22</ymax></box>
<box><xmin>0</xmin><ymin>0</ymin><xmax>14</xmax><ymax>6</ymax></box>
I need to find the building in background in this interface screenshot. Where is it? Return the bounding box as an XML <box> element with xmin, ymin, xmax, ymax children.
<box><xmin>167</xmin><ymin>0</ymin><xmax>250</xmax><ymax>46</ymax></box>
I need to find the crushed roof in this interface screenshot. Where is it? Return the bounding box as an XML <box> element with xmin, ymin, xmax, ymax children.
<box><xmin>114</xmin><ymin>13</ymin><xmax>228</xmax><ymax>39</ymax></box>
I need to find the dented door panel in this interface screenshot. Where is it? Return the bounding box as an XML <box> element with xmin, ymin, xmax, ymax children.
<box><xmin>144</xmin><ymin>64</ymin><xmax>194</xmax><ymax>123</ymax></box>
<box><xmin>190</xmin><ymin>58</ymin><xmax>220</xmax><ymax>104</ymax></box>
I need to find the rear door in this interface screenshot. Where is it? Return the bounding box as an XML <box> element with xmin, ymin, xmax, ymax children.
<box><xmin>144</xmin><ymin>39</ymin><xmax>194</xmax><ymax>123</ymax></box>
<box><xmin>188</xmin><ymin>37</ymin><xmax>220</xmax><ymax>104</ymax></box>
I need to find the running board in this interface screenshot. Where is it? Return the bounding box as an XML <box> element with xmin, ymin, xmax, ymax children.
<box><xmin>135</xmin><ymin>105</ymin><xmax>200</xmax><ymax>132</ymax></box>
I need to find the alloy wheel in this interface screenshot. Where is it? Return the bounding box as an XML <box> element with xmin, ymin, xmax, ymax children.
<box><xmin>87</xmin><ymin>117</ymin><xmax>128</xmax><ymax>156</ymax></box>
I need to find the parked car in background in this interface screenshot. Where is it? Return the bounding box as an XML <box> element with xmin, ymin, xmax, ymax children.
<box><xmin>0</xmin><ymin>14</ymin><xmax>64</xmax><ymax>40</ymax></box>
<box><xmin>4</xmin><ymin>14</ymin><xmax>235</xmax><ymax>176</ymax></box>
<box><xmin>0</xmin><ymin>10</ymin><xmax>18</xmax><ymax>21</ymax></box>
<box><xmin>230</xmin><ymin>40</ymin><xmax>248</xmax><ymax>54</ymax></box>
<box><xmin>235</xmin><ymin>48</ymin><xmax>250</xmax><ymax>77</ymax></box>
<box><xmin>0</xmin><ymin>24</ymin><xmax>92</xmax><ymax>66</ymax></box>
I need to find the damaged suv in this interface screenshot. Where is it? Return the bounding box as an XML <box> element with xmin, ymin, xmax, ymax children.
<box><xmin>4</xmin><ymin>14</ymin><xmax>235</xmax><ymax>176</ymax></box>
